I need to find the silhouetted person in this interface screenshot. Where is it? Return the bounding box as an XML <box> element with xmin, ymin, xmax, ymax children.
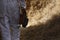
<box><xmin>19</xmin><ymin>7</ymin><xmax>28</xmax><ymax>28</ymax></box>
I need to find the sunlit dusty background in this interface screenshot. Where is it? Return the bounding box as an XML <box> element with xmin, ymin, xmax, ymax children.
<box><xmin>26</xmin><ymin>0</ymin><xmax>60</xmax><ymax>27</ymax></box>
<box><xmin>20</xmin><ymin>0</ymin><xmax>60</xmax><ymax>40</ymax></box>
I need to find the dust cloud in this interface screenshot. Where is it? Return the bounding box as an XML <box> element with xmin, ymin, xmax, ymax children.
<box><xmin>21</xmin><ymin>0</ymin><xmax>60</xmax><ymax>40</ymax></box>
<box><xmin>26</xmin><ymin>0</ymin><xmax>60</xmax><ymax>27</ymax></box>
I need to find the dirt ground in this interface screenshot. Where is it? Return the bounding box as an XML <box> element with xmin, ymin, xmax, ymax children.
<box><xmin>20</xmin><ymin>15</ymin><xmax>60</xmax><ymax>40</ymax></box>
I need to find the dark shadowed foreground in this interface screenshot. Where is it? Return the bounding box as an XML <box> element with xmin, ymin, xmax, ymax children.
<box><xmin>0</xmin><ymin>15</ymin><xmax>60</xmax><ymax>40</ymax></box>
<box><xmin>0</xmin><ymin>28</ymin><xmax>2</xmax><ymax>40</ymax></box>
<box><xmin>20</xmin><ymin>15</ymin><xmax>60</xmax><ymax>40</ymax></box>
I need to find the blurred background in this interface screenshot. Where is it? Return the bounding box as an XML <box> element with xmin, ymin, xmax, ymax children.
<box><xmin>20</xmin><ymin>0</ymin><xmax>60</xmax><ymax>40</ymax></box>
<box><xmin>0</xmin><ymin>0</ymin><xmax>60</xmax><ymax>40</ymax></box>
